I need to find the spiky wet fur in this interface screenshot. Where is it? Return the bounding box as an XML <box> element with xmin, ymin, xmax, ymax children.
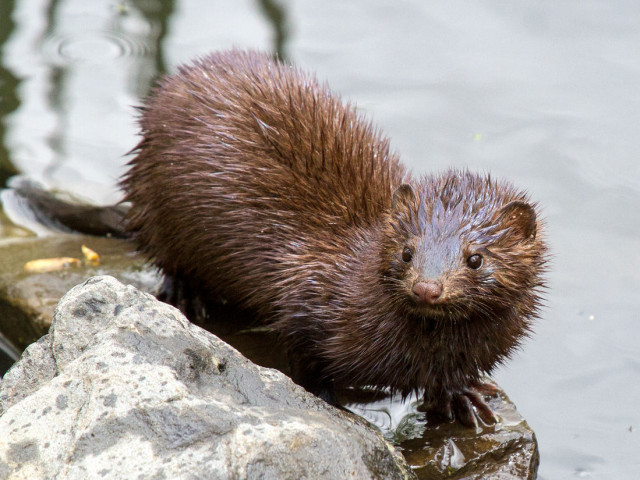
<box><xmin>122</xmin><ymin>50</ymin><xmax>548</xmax><ymax>402</ymax></box>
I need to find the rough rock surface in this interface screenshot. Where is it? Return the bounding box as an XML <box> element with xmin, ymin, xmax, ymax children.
<box><xmin>0</xmin><ymin>276</ymin><xmax>413</xmax><ymax>480</ymax></box>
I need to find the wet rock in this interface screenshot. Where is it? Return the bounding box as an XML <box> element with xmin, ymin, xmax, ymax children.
<box><xmin>0</xmin><ymin>276</ymin><xmax>413</xmax><ymax>480</ymax></box>
<box><xmin>402</xmin><ymin>396</ymin><xmax>538</xmax><ymax>479</ymax></box>
<box><xmin>0</xmin><ymin>235</ymin><xmax>161</xmax><ymax>350</ymax></box>
<box><xmin>344</xmin><ymin>386</ymin><xmax>539</xmax><ymax>479</ymax></box>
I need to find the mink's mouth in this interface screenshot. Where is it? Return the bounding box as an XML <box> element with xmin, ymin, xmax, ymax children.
<box><xmin>407</xmin><ymin>300</ymin><xmax>469</xmax><ymax>321</ymax></box>
<box><xmin>412</xmin><ymin>305</ymin><xmax>463</xmax><ymax>320</ymax></box>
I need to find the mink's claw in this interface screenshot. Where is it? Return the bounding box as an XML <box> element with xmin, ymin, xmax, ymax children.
<box><xmin>453</xmin><ymin>392</ymin><xmax>478</xmax><ymax>428</ymax></box>
<box><xmin>431</xmin><ymin>381</ymin><xmax>499</xmax><ymax>427</ymax></box>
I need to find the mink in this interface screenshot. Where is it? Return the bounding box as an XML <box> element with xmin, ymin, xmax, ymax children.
<box><xmin>121</xmin><ymin>50</ymin><xmax>548</xmax><ymax>426</ymax></box>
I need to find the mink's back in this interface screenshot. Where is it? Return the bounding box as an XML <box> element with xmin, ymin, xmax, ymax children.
<box><xmin>122</xmin><ymin>50</ymin><xmax>405</xmax><ymax>310</ymax></box>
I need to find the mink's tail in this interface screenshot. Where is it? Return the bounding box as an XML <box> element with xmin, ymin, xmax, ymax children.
<box><xmin>1</xmin><ymin>176</ymin><xmax>129</xmax><ymax>238</ymax></box>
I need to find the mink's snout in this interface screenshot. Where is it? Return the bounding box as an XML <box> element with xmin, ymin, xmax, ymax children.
<box><xmin>412</xmin><ymin>280</ymin><xmax>444</xmax><ymax>305</ymax></box>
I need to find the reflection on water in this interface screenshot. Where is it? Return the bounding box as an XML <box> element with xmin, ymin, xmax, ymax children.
<box><xmin>0</xmin><ymin>0</ymin><xmax>19</xmax><ymax>185</ymax></box>
<box><xmin>0</xmin><ymin>0</ymin><xmax>173</xmax><ymax>204</ymax></box>
<box><xmin>0</xmin><ymin>331</ymin><xmax>19</xmax><ymax>373</ymax></box>
<box><xmin>257</xmin><ymin>0</ymin><xmax>289</xmax><ymax>60</ymax></box>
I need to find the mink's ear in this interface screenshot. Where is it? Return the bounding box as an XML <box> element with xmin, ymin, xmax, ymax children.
<box><xmin>497</xmin><ymin>201</ymin><xmax>537</xmax><ymax>242</ymax></box>
<box><xmin>391</xmin><ymin>184</ymin><xmax>416</xmax><ymax>212</ymax></box>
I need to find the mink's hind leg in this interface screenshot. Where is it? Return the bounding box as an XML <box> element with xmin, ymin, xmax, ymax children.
<box><xmin>288</xmin><ymin>352</ymin><xmax>339</xmax><ymax>406</ymax></box>
<box><xmin>158</xmin><ymin>273</ymin><xmax>211</xmax><ymax>325</ymax></box>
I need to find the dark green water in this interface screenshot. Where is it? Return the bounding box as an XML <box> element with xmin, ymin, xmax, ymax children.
<box><xmin>1</xmin><ymin>1</ymin><xmax>639</xmax><ymax>478</ymax></box>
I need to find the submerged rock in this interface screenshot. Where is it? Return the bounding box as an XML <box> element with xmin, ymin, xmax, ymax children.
<box><xmin>0</xmin><ymin>276</ymin><xmax>413</xmax><ymax>480</ymax></box>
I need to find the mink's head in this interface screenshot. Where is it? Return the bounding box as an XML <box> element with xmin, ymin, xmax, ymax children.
<box><xmin>380</xmin><ymin>170</ymin><xmax>547</xmax><ymax>326</ymax></box>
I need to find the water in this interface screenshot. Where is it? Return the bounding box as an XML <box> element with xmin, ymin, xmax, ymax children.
<box><xmin>1</xmin><ymin>1</ymin><xmax>639</xmax><ymax>478</ymax></box>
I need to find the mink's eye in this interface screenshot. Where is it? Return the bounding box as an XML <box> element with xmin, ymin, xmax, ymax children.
<box><xmin>466</xmin><ymin>254</ymin><xmax>483</xmax><ymax>269</ymax></box>
<box><xmin>402</xmin><ymin>247</ymin><xmax>413</xmax><ymax>263</ymax></box>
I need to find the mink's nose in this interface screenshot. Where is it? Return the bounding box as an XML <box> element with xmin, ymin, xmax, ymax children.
<box><xmin>412</xmin><ymin>281</ymin><xmax>443</xmax><ymax>305</ymax></box>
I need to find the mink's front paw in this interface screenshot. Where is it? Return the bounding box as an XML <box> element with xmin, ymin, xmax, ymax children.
<box><xmin>430</xmin><ymin>381</ymin><xmax>499</xmax><ymax>428</ymax></box>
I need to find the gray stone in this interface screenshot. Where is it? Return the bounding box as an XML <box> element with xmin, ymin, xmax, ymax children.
<box><xmin>0</xmin><ymin>276</ymin><xmax>413</xmax><ymax>480</ymax></box>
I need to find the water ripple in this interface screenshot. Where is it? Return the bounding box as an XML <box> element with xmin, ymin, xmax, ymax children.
<box><xmin>41</xmin><ymin>31</ymin><xmax>152</xmax><ymax>65</ymax></box>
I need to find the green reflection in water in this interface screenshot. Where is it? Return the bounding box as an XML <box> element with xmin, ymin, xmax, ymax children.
<box><xmin>0</xmin><ymin>0</ymin><xmax>19</xmax><ymax>187</ymax></box>
<box><xmin>257</xmin><ymin>0</ymin><xmax>290</xmax><ymax>61</ymax></box>
<box><xmin>132</xmin><ymin>0</ymin><xmax>175</xmax><ymax>81</ymax></box>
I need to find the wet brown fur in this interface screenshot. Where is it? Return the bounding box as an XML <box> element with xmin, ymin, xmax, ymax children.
<box><xmin>122</xmin><ymin>50</ymin><xmax>548</xmax><ymax>404</ymax></box>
